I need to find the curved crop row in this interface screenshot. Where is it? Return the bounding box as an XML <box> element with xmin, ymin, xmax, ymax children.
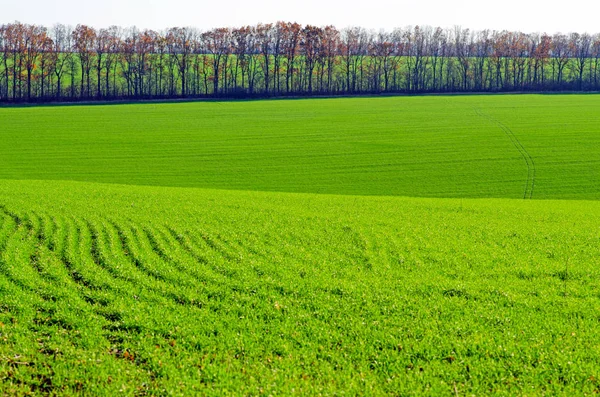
<box><xmin>1</xmin><ymin>180</ymin><xmax>600</xmax><ymax>395</ymax></box>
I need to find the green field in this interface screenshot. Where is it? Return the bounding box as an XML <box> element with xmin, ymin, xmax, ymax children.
<box><xmin>1</xmin><ymin>95</ymin><xmax>600</xmax><ymax>395</ymax></box>
<box><xmin>3</xmin><ymin>95</ymin><xmax>600</xmax><ymax>199</ymax></box>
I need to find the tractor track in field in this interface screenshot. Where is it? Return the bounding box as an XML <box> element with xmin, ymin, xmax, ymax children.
<box><xmin>473</xmin><ymin>107</ymin><xmax>536</xmax><ymax>199</ymax></box>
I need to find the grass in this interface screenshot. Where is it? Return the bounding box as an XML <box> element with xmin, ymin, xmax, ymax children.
<box><xmin>1</xmin><ymin>95</ymin><xmax>600</xmax><ymax>395</ymax></box>
<box><xmin>2</xmin><ymin>95</ymin><xmax>600</xmax><ymax>199</ymax></box>
<box><xmin>2</xmin><ymin>180</ymin><xmax>600</xmax><ymax>395</ymax></box>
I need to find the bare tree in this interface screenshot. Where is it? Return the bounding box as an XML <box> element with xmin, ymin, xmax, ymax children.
<box><xmin>22</xmin><ymin>24</ymin><xmax>47</xmax><ymax>100</ymax></box>
<box><xmin>38</xmin><ymin>29</ymin><xmax>53</xmax><ymax>99</ymax></box>
<box><xmin>592</xmin><ymin>35</ymin><xmax>600</xmax><ymax>89</ymax></box>
<box><xmin>473</xmin><ymin>30</ymin><xmax>491</xmax><ymax>90</ymax></box>
<box><xmin>320</xmin><ymin>26</ymin><xmax>339</xmax><ymax>93</ymax></box>
<box><xmin>203</xmin><ymin>28</ymin><xmax>232</xmax><ymax>95</ymax></box>
<box><xmin>256</xmin><ymin>23</ymin><xmax>273</xmax><ymax>94</ymax></box>
<box><xmin>551</xmin><ymin>34</ymin><xmax>570</xmax><ymax>88</ymax></box>
<box><xmin>282</xmin><ymin>22</ymin><xmax>301</xmax><ymax>94</ymax></box>
<box><xmin>4</xmin><ymin>20</ymin><xmax>600</xmax><ymax>102</ymax></box>
<box><xmin>72</xmin><ymin>24</ymin><xmax>96</xmax><ymax>97</ymax></box>
<box><xmin>94</xmin><ymin>28</ymin><xmax>110</xmax><ymax>98</ymax></box>
<box><xmin>49</xmin><ymin>24</ymin><xmax>71</xmax><ymax>99</ymax></box>
<box><xmin>341</xmin><ymin>27</ymin><xmax>368</xmax><ymax>93</ymax></box>
<box><xmin>167</xmin><ymin>27</ymin><xmax>193</xmax><ymax>96</ymax></box>
<box><xmin>454</xmin><ymin>27</ymin><xmax>474</xmax><ymax>91</ymax></box>
<box><xmin>300</xmin><ymin>25</ymin><xmax>322</xmax><ymax>93</ymax></box>
<box><xmin>5</xmin><ymin>22</ymin><xmax>25</xmax><ymax>99</ymax></box>
<box><xmin>570</xmin><ymin>32</ymin><xmax>592</xmax><ymax>90</ymax></box>
<box><xmin>0</xmin><ymin>25</ymin><xmax>8</xmax><ymax>99</ymax></box>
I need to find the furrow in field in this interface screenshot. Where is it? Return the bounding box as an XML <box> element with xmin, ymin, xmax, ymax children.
<box><xmin>27</xmin><ymin>212</ymin><xmax>51</xmax><ymax>280</ymax></box>
<box><xmin>57</xmin><ymin>217</ymin><xmax>184</xmax><ymax>355</ymax></box>
<box><xmin>165</xmin><ymin>226</ymin><xmax>211</xmax><ymax>266</ymax></box>
<box><xmin>51</xmin><ymin>218</ymin><xmax>152</xmax><ymax>348</ymax></box>
<box><xmin>473</xmin><ymin>107</ymin><xmax>536</xmax><ymax>199</ymax></box>
<box><xmin>0</xmin><ymin>211</ymin><xmax>16</xmax><ymax>255</ymax></box>
<box><xmin>0</xmin><ymin>209</ymin><xmax>45</xmax><ymax>269</ymax></box>
<box><xmin>35</xmin><ymin>213</ymin><xmax>96</xmax><ymax>291</ymax></box>
<box><xmin>9</xmin><ymin>211</ymin><xmax>108</xmax><ymax>313</ymax></box>
<box><xmin>102</xmin><ymin>219</ymin><xmax>208</xmax><ymax>308</ymax></box>
<box><xmin>86</xmin><ymin>218</ymin><xmax>175</xmax><ymax>294</ymax></box>
<box><xmin>52</xmin><ymin>216</ymin><xmax>115</xmax><ymax>301</ymax></box>
<box><xmin>63</xmin><ymin>217</ymin><xmax>114</xmax><ymax>292</ymax></box>
<box><xmin>165</xmin><ymin>225</ymin><xmax>244</xmax><ymax>281</ymax></box>
<box><xmin>110</xmin><ymin>220</ymin><xmax>203</xmax><ymax>289</ymax></box>
<box><xmin>141</xmin><ymin>226</ymin><xmax>171</xmax><ymax>263</ymax></box>
<box><xmin>130</xmin><ymin>225</ymin><xmax>207</xmax><ymax>307</ymax></box>
<box><xmin>141</xmin><ymin>225</ymin><xmax>212</xmax><ymax>286</ymax></box>
<box><xmin>108</xmin><ymin>220</ymin><xmax>170</xmax><ymax>283</ymax></box>
<box><xmin>25</xmin><ymin>212</ymin><xmax>68</xmax><ymax>284</ymax></box>
<box><xmin>0</xmin><ymin>213</ymin><xmax>49</xmax><ymax>296</ymax></box>
<box><xmin>0</xmin><ymin>204</ymin><xmax>24</xmax><ymax>227</ymax></box>
<box><xmin>0</xmin><ymin>217</ymin><xmax>27</xmax><ymax>291</ymax></box>
<box><xmin>6</xmin><ymin>212</ymin><xmax>156</xmax><ymax>376</ymax></box>
<box><xmin>45</xmin><ymin>215</ymin><xmax>59</xmax><ymax>253</ymax></box>
<box><xmin>183</xmin><ymin>230</ymin><xmax>242</xmax><ymax>279</ymax></box>
<box><xmin>0</xmin><ymin>209</ymin><xmax>116</xmax><ymax>329</ymax></box>
<box><xmin>54</xmin><ymin>216</ymin><xmax>87</xmax><ymax>288</ymax></box>
<box><xmin>86</xmin><ymin>219</ymin><xmax>136</xmax><ymax>283</ymax></box>
<box><xmin>79</xmin><ymin>217</ymin><xmax>167</xmax><ymax>299</ymax></box>
<box><xmin>160</xmin><ymin>225</ymin><xmax>230</xmax><ymax>286</ymax></box>
<box><xmin>34</xmin><ymin>215</ymin><xmax>109</xmax><ymax>306</ymax></box>
<box><xmin>0</xmin><ymin>207</ymin><xmax>160</xmax><ymax>389</ymax></box>
<box><xmin>122</xmin><ymin>221</ymin><xmax>198</xmax><ymax>288</ymax></box>
<box><xmin>191</xmin><ymin>230</ymin><xmax>238</xmax><ymax>263</ymax></box>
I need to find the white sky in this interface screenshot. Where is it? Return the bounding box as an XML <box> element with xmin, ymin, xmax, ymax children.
<box><xmin>2</xmin><ymin>0</ymin><xmax>598</xmax><ymax>34</ymax></box>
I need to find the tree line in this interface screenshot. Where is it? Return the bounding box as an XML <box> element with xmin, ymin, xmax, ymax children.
<box><xmin>1</xmin><ymin>21</ymin><xmax>600</xmax><ymax>102</ymax></box>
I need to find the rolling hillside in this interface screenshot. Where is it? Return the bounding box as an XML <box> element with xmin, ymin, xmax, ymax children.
<box><xmin>1</xmin><ymin>95</ymin><xmax>600</xmax><ymax>395</ymax></box>
<box><xmin>2</xmin><ymin>95</ymin><xmax>600</xmax><ymax>199</ymax></box>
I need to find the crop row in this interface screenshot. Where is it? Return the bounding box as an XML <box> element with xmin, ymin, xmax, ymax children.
<box><xmin>1</xmin><ymin>180</ymin><xmax>600</xmax><ymax>394</ymax></box>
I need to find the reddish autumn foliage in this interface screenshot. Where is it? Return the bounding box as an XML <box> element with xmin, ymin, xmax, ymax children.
<box><xmin>1</xmin><ymin>21</ymin><xmax>599</xmax><ymax>102</ymax></box>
